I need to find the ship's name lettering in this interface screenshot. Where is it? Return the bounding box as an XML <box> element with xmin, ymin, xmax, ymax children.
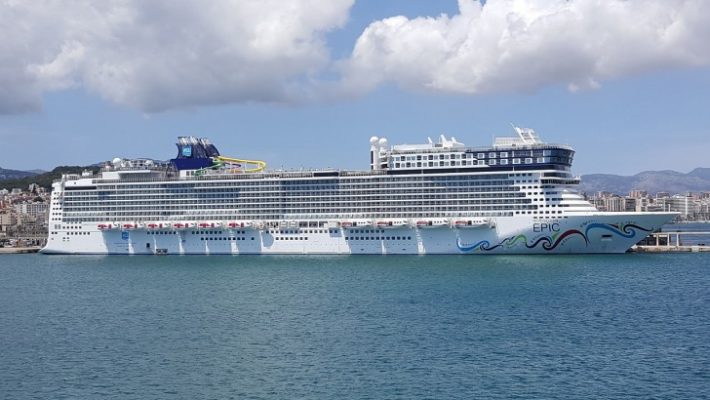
<box><xmin>533</xmin><ymin>222</ymin><xmax>560</xmax><ymax>233</ymax></box>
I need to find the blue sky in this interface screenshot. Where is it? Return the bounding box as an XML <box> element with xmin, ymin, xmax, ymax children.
<box><xmin>1</xmin><ymin>0</ymin><xmax>709</xmax><ymax>175</ymax></box>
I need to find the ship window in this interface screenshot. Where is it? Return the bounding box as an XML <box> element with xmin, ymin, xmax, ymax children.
<box><xmin>489</xmin><ymin>160</ymin><xmax>497</xmax><ymax>165</ymax></box>
<box><xmin>525</xmin><ymin>158</ymin><xmax>533</xmax><ymax>164</ymax></box>
<box><xmin>500</xmin><ymin>159</ymin><xmax>508</xmax><ymax>165</ymax></box>
<box><xmin>478</xmin><ymin>153</ymin><xmax>485</xmax><ymax>159</ymax></box>
<box><xmin>489</xmin><ymin>153</ymin><xmax>496</xmax><ymax>158</ymax></box>
<box><xmin>513</xmin><ymin>158</ymin><xmax>521</xmax><ymax>164</ymax></box>
<box><xmin>500</xmin><ymin>152</ymin><xmax>508</xmax><ymax>158</ymax></box>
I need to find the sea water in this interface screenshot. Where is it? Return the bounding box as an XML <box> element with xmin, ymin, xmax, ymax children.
<box><xmin>1</xmin><ymin>254</ymin><xmax>708</xmax><ymax>399</ymax></box>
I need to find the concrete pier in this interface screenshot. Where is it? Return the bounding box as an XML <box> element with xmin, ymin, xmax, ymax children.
<box><xmin>0</xmin><ymin>247</ymin><xmax>41</xmax><ymax>254</ymax></box>
<box><xmin>631</xmin><ymin>231</ymin><xmax>710</xmax><ymax>253</ymax></box>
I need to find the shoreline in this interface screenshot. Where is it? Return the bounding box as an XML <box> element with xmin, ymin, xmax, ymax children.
<box><xmin>0</xmin><ymin>247</ymin><xmax>41</xmax><ymax>254</ymax></box>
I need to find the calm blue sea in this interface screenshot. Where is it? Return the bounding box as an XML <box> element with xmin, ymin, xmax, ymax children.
<box><xmin>1</xmin><ymin>254</ymin><xmax>709</xmax><ymax>399</ymax></box>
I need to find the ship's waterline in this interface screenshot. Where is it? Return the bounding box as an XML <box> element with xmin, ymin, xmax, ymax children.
<box><xmin>41</xmin><ymin>128</ymin><xmax>676</xmax><ymax>255</ymax></box>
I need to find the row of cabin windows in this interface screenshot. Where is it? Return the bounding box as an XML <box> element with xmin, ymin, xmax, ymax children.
<box><xmin>395</xmin><ymin>149</ymin><xmax>568</xmax><ymax>162</ymax></box>
<box><xmin>395</xmin><ymin>158</ymin><xmax>547</xmax><ymax>169</ymax></box>
<box><xmin>346</xmin><ymin>236</ymin><xmax>412</xmax><ymax>241</ymax></box>
<box><xmin>200</xmin><ymin>237</ymin><xmax>254</xmax><ymax>241</ymax></box>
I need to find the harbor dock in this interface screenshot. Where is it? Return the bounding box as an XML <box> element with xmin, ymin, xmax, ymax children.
<box><xmin>0</xmin><ymin>247</ymin><xmax>41</xmax><ymax>254</ymax></box>
<box><xmin>632</xmin><ymin>231</ymin><xmax>710</xmax><ymax>253</ymax></box>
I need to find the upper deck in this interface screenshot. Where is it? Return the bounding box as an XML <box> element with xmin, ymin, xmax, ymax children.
<box><xmin>371</xmin><ymin>126</ymin><xmax>573</xmax><ymax>173</ymax></box>
<box><xmin>56</xmin><ymin>126</ymin><xmax>575</xmax><ymax>185</ymax></box>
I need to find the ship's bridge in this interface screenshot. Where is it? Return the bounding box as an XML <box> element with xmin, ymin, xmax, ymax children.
<box><xmin>370</xmin><ymin>127</ymin><xmax>575</xmax><ymax>173</ymax></box>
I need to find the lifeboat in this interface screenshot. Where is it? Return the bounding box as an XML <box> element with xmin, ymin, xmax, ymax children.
<box><xmin>173</xmin><ymin>222</ymin><xmax>187</xmax><ymax>229</ymax></box>
<box><xmin>122</xmin><ymin>223</ymin><xmax>136</xmax><ymax>230</ymax></box>
<box><xmin>451</xmin><ymin>218</ymin><xmax>490</xmax><ymax>229</ymax></box>
<box><xmin>147</xmin><ymin>223</ymin><xmax>160</xmax><ymax>229</ymax></box>
<box><xmin>227</xmin><ymin>221</ymin><xmax>244</xmax><ymax>229</ymax></box>
<box><xmin>415</xmin><ymin>219</ymin><xmax>448</xmax><ymax>228</ymax></box>
<box><xmin>97</xmin><ymin>223</ymin><xmax>112</xmax><ymax>230</ymax></box>
<box><xmin>376</xmin><ymin>219</ymin><xmax>408</xmax><ymax>229</ymax></box>
<box><xmin>339</xmin><ymin>221</ymin><xmax>354</xmax><ymax>228</ymax></box>
<box><xmin>353</xmin><ymin>219</ymin><xmax>374</xmax><ymax>228</ymax></box>
<box><xmin>198</xmin><ymin>222</ymin><xmax>215</xmax><ymax>229</ymax></box>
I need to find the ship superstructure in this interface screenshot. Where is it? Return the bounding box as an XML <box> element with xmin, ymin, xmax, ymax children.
<box><xmin>41</xmin><ymin>128</ymin><xmax>675</xmax><ymax>255</ymax></box>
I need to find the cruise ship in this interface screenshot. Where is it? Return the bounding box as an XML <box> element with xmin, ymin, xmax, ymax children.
<box><xmin>41</xmin><ymin>127</ymin><xmax>675</xmax><ymax>255</ymax></box>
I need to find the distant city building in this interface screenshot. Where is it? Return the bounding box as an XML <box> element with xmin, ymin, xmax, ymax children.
<box><xmin>13</xmin><ymin>202</ymin><xmax>48</xmax><ymax>221</ymax></box>
<box><xmin>584</xmin><ymin>189</ymin><xmax>709</xmax><ymax>221</ymax></box>
<box><xmin>660</xmin><ymin>195</ymin><xmax>701</xmax><ymax>218</ymax></box>
<box><xmin>0</xmin><ymin>211</ymin><xmax>18</xmax><ymax>233</ymax></box>
<box><xmin>629</xmin><ymin>190</ymin><xmax>648</xmax><ymax>199</ymax></box>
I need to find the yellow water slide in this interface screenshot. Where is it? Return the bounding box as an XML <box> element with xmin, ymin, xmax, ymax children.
<box><xmin>216</xmin><ymin>155</ymin><xmax>266</xmax><ymax>173</ymax></box>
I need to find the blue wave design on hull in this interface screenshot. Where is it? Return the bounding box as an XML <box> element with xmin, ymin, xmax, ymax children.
<box><xmin>457</xmin><ymin>222</ymin><xmax>653</xmax><ymax>253</ymax></box>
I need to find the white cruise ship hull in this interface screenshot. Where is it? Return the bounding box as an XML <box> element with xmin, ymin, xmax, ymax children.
<box><xmin>41</xmin><ymin>212</ymin><xmax>673</xmax><ymax>255</ymax></box>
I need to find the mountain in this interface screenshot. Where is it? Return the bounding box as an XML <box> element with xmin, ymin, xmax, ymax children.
<box><xmin>580</xmin><ymin>168</ymin><xmax>710</xmax><ymax>195</ymax></box>
<box><xmin>0</xmin><ymin>166</ymin><xmax>100</xmax><ymax>190</ymax></box>
<box><xmin>3</xmin><ymin>163</ymin><xmax>709</xmax><ymax>195</ymax></box>
<box><xmin>0</xmin><ymin>167</ymin><xmax>38</xmax><ymax>181</ymax></box>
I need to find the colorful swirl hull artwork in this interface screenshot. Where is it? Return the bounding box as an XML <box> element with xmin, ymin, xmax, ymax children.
<box><xmin>456</xmin><ymin>222</ymin><xmax>653</xmax><ymax>253</ymax></box>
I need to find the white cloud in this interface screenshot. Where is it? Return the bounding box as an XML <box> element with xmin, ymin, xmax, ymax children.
<box><xmin>1</xmin><ymin>0</ymin><xmax>709</xmax><ymax>114</ymax></box>
<box><xmin>341</xmin><ymin>0</ymin><xmax>710</xmax><ymax>95</ymax></box>
<box><xmin>0</xmin><ymin>0</ymin><xmax>353</xmax><ymax>113</ymax></box>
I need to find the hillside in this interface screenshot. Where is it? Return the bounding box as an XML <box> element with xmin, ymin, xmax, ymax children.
<box><xmin>580</xmin><ymin>168</ymin><xmax>710</xmax><ymax>195</ymax></box>
<box><xmin>0</xmin><ymin>167</ymin><xmax>37</xmax><ymax>181</ymax></box>
<box><xmin>0</xmin><ymin>166</ymin><xmax>101</xmax><ymax>190</ymax></box>
<box><xmin>3</xmin><ymin>164</ymin><xmax>709</xmax><ymax>195</ymax></box>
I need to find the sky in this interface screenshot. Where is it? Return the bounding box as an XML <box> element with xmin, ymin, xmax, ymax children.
<box><xmin>1</xmin><ymin>0</ymin><xmax>709</xmax><ymax>175</ymax></box>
